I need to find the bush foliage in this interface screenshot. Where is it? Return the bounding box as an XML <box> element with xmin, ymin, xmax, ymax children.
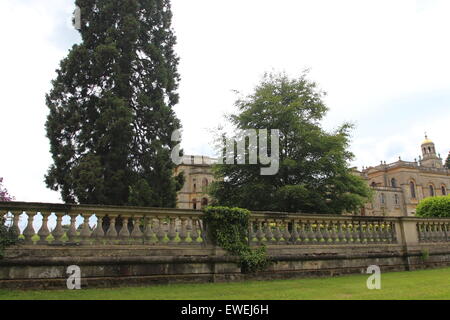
<box><xmin>203</xmin><ymin>206</ymin><xmax>271</xmax><ymax>273</ymax></box>
<box><xmin>416</xmin><ymin>195</ymin><xmax>450</xmax><ymax>218</ymax></box>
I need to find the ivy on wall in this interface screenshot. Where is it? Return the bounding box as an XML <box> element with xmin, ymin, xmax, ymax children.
<box><xmin>203</xmin><ymin>206</ymin><xmax>271</xmax><ymax>273</ymax></box>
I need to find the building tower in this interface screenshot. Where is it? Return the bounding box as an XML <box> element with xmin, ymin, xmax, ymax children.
<box><xmin>420</xmin><ymin>134</ymin><xmax>443</xmax><ymax>168</ymax></box>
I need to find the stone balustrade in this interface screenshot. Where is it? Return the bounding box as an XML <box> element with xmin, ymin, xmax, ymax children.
<box><xmin>2</xmin><ymin>201</ymin><xmax>450</xmax><ymax>247</ymax></box>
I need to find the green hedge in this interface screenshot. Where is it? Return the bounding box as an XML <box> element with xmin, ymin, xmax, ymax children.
<box><xmin>416</xmin><ymin>195</ymin><xmax>450</xmax><ymax>218</ymax></box>
<box><xmin>202</xmin><ymin>206</ymin><xmax>271</xmax><ymax>273</ymax></box>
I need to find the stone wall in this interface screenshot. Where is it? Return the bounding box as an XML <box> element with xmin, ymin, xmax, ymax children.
<box><xmin>1</xmin><ymin>201</ymin><xmax>450</xmax><ymax>289</ymax></box>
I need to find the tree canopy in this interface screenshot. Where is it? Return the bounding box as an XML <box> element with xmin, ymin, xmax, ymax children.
<box><xmin>209</xmin><ymin>72</ymin><xmax>372</xmax><ymax>214</ymax></box>
<box><xmin>45</xmin><ymin>0</ymin><xmax>183</xmax><ymax>206</ymax></box>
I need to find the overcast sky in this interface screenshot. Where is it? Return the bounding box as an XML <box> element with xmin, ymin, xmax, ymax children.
<box><xmin>1</xmin><ymin>0</ymin><xmax>449</xmax><ymax>204</ymax></box>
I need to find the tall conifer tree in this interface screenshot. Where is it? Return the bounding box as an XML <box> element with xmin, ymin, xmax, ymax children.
<box><xmin>45</xmin><ymin>0</ymin><xmax>183</xmax><ymax>206</ymax></box>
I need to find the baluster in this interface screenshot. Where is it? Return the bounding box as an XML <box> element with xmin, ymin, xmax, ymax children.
<box><xmin>444</xmin><ymin>223</ymin><xmax>449</xmax><ymax>242</ymax></box>
<box><xmin>52</xmin><ymin>212</ymin><xmax>65</xmax><ymax>244</ymax></box>
<box><xmin>190</xmin><ymin>217</ymin><xmax>200</xmax><ymax>244</ymax></box>
<box><xmin>283</xmin><ymin>220</ymin><xmax>291</xmax><ymax>244</ymax></box>
<box><xmin>118</xmin><ymin>216</ymin><xmax>131</xmax><ymax>245</ymax></box>
<box><xmin>373</xmin><ymin>222</ymin><xmax>382</xmax><ymax>243</ymax></box>
<box><xmin>322</xmin><ymin>221</ymin><xmax>330</xmax><ymax>244</ymax></box>
<box><xmin>144</xmin><ymin>217</ymin><xmax>155</xmax><ymax>244</ymax></box>
<box><xmin>178</xmin><ymin>217</ymin><xmax>188</xmax><ymax>244</ymax></box>
<box><xmin>11</xmin><ymin>211</ymin><xmax>22</xmax><ymax>239</ymax></box>
<box><xmin>92</xmin><ymin>214</ymin><xmax>105</xmax><ymax>245</ymax></box>
<box><xmin>37</xmin><ymin>211</ymin><xmax>51</xmax><ymax>245</ymax></box>
<box><xmin>344</xmin><ymin>222</ymin><xmax>352</xmax><ymax>243</ymax></box>
<box><xmin>265</xmin><ymin>219</ymin><xmax>274</xmax><ymax>244</ymax></box>
<box><xmin>248</xmin><ymin>220</ymin><xmax>256</xmax><ymax>244</ymax></box>
<box><xmin>438</xmin><ymin>223</ymin><xmax>444</xmax><ymax>242</ymax></box>
<box><xmin>290</xmin><ymin>219</ymin><xmax>299</xmax><ymax>244</ymax></box>
<box><xmin>337</xmin><ymin>221</ymin><xmax>346</xmax><ymax>244</ymax></box>
<box><xmin>80</xmin><ymin>213</ymin><xmax>93</xmax><ymax>245</ymax></box>
<box><xmin>307</xmin><ymin>221</ymin><xmax>316</xmax><ymax>243</ymax></box>
<box><xmin>168</xmin><ymin>217</ymin><xmax>177</xmax><ymax>244</ymax></box>
<box><xmin>256</xmin><ymin>220</ymin><xmax>265</xmax><ymax>243</ymax></box>
<box><xmin>23</xmin><ymin>211</ymin><xmax>37</xmax><ymax>244</ymax></box>
<box><xmin>298</xmin><ymin>221</ymin><xmax>307</xmax><ymax>244</ymax></box>
<box><xmin>273</xmin><ymin>220</ymin><xmax>282</xmax><ymax>244</ymax></box>
<box><xmin>105</xmin><ymin>216</ymin><xmax>118</xmax><ymax>244</ymax></box>
<box><xmin>315</xmin><ymin>221</ymin><xmax>324</xmax><ymax>244</ymax></box>
<box><xmin>67</xmin><ymin>213</ymin><xmax>79</xmax><ymax>243</ymax></box>
<box><xmin>128</xmin><ymin>215</ymin><xmax>142</xmax><ymax>244</ymax></box>
<box><xmin>353</xmin><ymin>221</ymin><xmax>361</xmax><ymax>244</ymax></box>
<box><xmin>365</xmin><ymin>222</ymin><xmax>373</xmax><ymax>244</ymax></box>
<box><xmin>156</xmin><ymin>217</ymin><xmax>167</xmax><ymax>244</ymax></box>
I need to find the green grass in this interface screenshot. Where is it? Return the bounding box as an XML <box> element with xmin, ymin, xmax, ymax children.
<box><xmin>2</xmin><ymin>267</ymin><xmax>450</xmax><ymax>300</ymax></box>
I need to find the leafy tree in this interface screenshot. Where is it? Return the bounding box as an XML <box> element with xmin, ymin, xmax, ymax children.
<box><xmin>210</xmin><ymin>72</ymin><xmax>372</xmax><ymax>214</ymax></box>
<box><xmin>416</xmin><ymin>195</ymin><xmax>450</xmax><ymax>217</ymax></box>
<box><xmin>446</xmin><ymin>152</ymin><xmax>450</xmax><ymax>170</ymax></box>
<box><xmin>45</xmin><ymin>0</ymin><xmax>183</xmax><ymax>206</ymax></box>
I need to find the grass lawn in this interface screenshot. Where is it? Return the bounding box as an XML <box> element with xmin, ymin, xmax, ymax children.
<box><xmin>1</xmin><ymin>267</ymin><xmax>450</xmax><ymax>300</ymax></box>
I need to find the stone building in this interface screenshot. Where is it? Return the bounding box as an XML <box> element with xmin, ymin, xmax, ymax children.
<box><xmin>359</xmin><ymin>136</ymin><xmax>449</xmax><ymax>216</ymax></box>
<box><xmin>174</xmin><ymin>155</ymin><xmax>217</xmax><ymax>210</ymax></box>
<box><xmin>175</xmin><ymin>136</ymin><xmax>449</xmax><ymax>216</ymax></box>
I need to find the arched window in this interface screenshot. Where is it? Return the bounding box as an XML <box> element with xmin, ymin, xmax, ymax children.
<box><xmin>192</xmin><ymin>198</ymin><xmax>197</xmax><ymax>210</ymax></box>
<box><xmin>442</xmin><ymin>186</ymin><xmax>447</xmax><ymax>196</ymax></box>
<box><xmin>429</xmin><ymin>185</ymin><xmax>435</xmax><ymax>197</ymax></box>
<box><xmin>201</xmin><ymin>198</ymin><xmax>208</xmax><ymax>208</ymax></box>
<box><xmin>410</xmin><ymin>181</ymin><xmax>416</xmax><ymax>199</ymax></box>
<box><xmin>192</xmin><ymin>179</ymin><xmax>197</xmax><ymax>193</ymax></box>
<box><xmin>202</xmin><ymin>178</ymin><xmax>209</xmax><ymax>192</ymax></box>
<box><xmin>371</xmin><ymin>182</ymin><xmax>377</xmax><ymax>188</ymax></box>
<box><xmin>391</xmin><ymin>178</ymin><xmax>397</xmax><ymax>188</ymax></box>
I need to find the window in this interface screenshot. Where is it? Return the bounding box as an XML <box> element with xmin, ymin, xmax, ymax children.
<box><xmin>442</xmin><ymin>186</ymin><xmax>447</xmax><ymax>196</ymax></box>
<box><xmin>371</xmin><ymin>182</ymin><xmax>377</xmax><ymax>188</ymax></box>
<box><xmin>410</xmin><ymin>181</ymin><xmax>416</xmax><ymax>199</ymax></box>
<box><xmin>429</xmin><ymin>185</ymin><xmax>435</xmax><ymax>197</ymax></box>
<box><xmin>202</xmin><ymin>178</ymin><xmax>209</xmax><ymax>192</ymax></box>
<box><xmin>394</xmin><ymin>194</ymin><xmax>399</xmax><ymax>205</ymax></box>
<box><xmin>391</xmin><ymin>178</ymin><xmax>397</xmax><ymax>188</ymax></box>
<box><xmin>201</xmin><ymin>198</ymin><xmax>208</xmax><ymax>208</ymax></box>
<box><xmin>192</xmin><ymin>198</ymin><xmax>197</xmax><ymax>210</ymax></box>
<box><xmin>380</xmin><ymin>193</ymin><xmax>385</xmax><ymax>205</ymax></box>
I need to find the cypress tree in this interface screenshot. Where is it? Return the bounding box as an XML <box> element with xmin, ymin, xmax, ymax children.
<box><xmin>45</xmin><ymin>0</ymin><xmax>183</xmax><ymax>206</ymax></box>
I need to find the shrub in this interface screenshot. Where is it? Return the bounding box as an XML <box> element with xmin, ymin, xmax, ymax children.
<box><xmin>416</xmin><ymin>195</ymin><xmax>450</xmax><ymax>218</ymax></box>
<box><xmin>203</xmin><ymin>206</ymin><xmax>271</xmax><ymax>273</ymax></box>
<box><xmin>0</xmin><ymin>216</ymin><xmax>17</xmax><ymax>257</ymax></box>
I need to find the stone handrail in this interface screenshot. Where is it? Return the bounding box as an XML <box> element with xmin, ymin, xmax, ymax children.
<box><xmin>1</xmin><ymin>201</ymin><xmax>450</xmax><ymax>247</ymax></box>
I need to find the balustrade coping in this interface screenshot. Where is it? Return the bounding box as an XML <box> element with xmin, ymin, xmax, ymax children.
<box><xmin>1</xmin><ymin>201</ymin><xmax>450</xmax><ymax>223</ymax></box>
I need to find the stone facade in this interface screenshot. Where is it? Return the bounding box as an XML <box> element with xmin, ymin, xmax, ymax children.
<box><xmin>175</xmin><ymin>137</ymin><xmax>449</xmax><ymax>216</ymax></box>
<box><xmin>359</xmin><ymin>136</ymin><xmax>449</xmax><ymax>216</ymax></box>
<box><xmin>174</xmin><ymin>155</ymin><xmax>217</xmax><ymax>210</ymax></box>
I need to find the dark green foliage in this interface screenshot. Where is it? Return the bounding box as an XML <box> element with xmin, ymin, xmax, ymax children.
<box><xmin>0</xmin><ymin>217</ymin><xmax>17</xmax><ymax>258</ymax></box>
<box><xmin>210</xmin><ymin>72</ymin><xmax>372</xmax><ymax>214</ymax></box>
<box><xmin>45</xmin><ymin>0</ymin><xmax>183</xmax><ymax>206</ymax></box>
<box><xmin>203</xmin><ymin>206</ymin><xmax>271</xmax><ymax>273</ymax></box>
<box><xmin>416</xmin><ymin>195</ymin><xmax>450</xmax><ymax>217</ymax></box>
